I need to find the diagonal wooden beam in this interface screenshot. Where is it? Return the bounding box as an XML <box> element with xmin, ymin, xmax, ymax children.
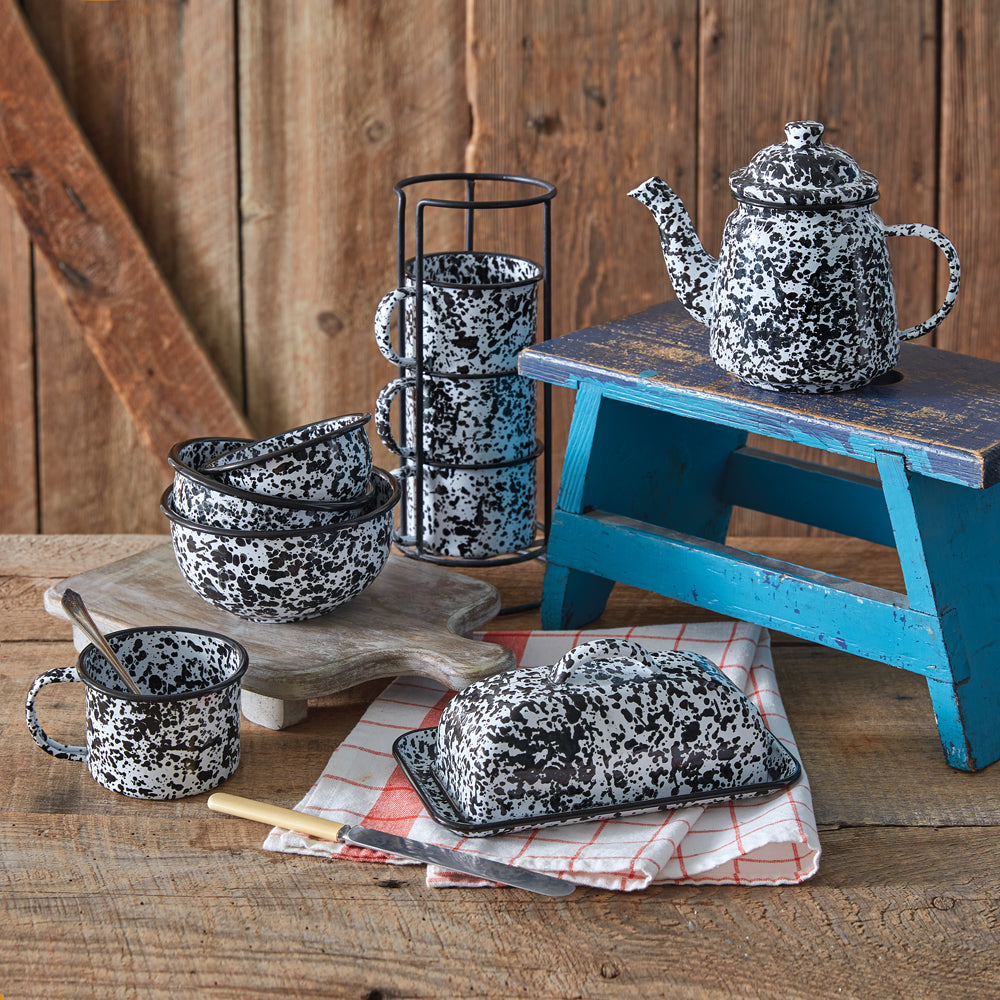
<box><xmin>0</xmin><ymin>0</ymin><xmax>252</xmax><ymax>462</ymax></box>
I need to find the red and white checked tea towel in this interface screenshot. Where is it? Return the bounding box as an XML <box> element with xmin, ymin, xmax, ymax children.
<box><xmin>263</xmin><ymin>623</ymin><xmax>820</xmax><ymax>890</ymax></box>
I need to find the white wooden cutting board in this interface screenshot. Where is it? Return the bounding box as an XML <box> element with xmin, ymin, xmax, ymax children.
<box><xmin>44</xmin><ymin>544</ymin><xmax>514</xmax><ymax>729</ymax></box>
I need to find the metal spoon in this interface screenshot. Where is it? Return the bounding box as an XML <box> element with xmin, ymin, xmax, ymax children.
<box><xmin>60</xmin><ymin>588</ymin><xmax>144</xmax><ymax>696</ymax></box>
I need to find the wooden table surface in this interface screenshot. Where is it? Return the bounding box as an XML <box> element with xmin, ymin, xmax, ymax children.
<box><xmin>3</xmin><ymin>535</ymin><xmax>999</xmax><ymax>999</ymax></box>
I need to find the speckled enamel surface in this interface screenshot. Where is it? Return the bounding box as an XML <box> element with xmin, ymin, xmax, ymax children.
<box><xmin>171</xmin><ymin>470</ymin><xmax>373</xmax><ymax>531</ymax></box>
<box><xmin>204</xmin><ymin>415</ymin><xmax>373</xmax><ymax>503</ymax></box>
<box><xmin>630</xmin><ymin>121</ymin><xmax>960</xmax><ymax>394</ymax></box>
<box><xmin>426</xmin><ymin>638</ymin><xmax>799</xmax><ymax>828</ymax></box>
<box><xmin>169</xmin><ymin>437</ymin><xmax>374</xmax><ymax>532</ymax></box>
<box><xmin>161</xmin><ymin>468</ymin><xmax>400</xmax><ymax>623</ymax></box>
<box><xmin>397</xmin><ymin>453</ymin><xmax>538</xmax><ymax>560</ymax></box>
<box><xmin>729</xmin><ymin>120</ymin><xmax>879</xmax><ymax>207</ymax></box>
<box><xmin>374</xmin><ymin>251</ymin><xmax>541</xmax><ymax>375</ymax></box>
<box><xmin>25</xmin><ymin>627</ymin><xmax>247</xmax><ymax>800</ymax></box>
<box><xmin>710</xmin><ymin>204</ymin><xmax>902</xmax><ymax>392</ymax></box>
<box><xmin>376</xmin><ymin>371</ymin><xmax>536</xmax><ymax>465</ymax></box>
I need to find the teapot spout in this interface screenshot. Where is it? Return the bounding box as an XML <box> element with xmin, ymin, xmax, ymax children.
<box><xmin>628</xmin><ymin>176</ymin><xmax>717</xmax><ymax>326</ymax></box>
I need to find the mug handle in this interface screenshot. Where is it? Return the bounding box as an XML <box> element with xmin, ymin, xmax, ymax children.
<box><xmin>375</xmin><ymin>377</ymin><xmax>414</xmax><ymax>459</ymax></box>
<box><xmin>549</xmin><ymin>638</ymin><xmax>658</xmax><ymax>684</ymax></box>
<box><xmin>373</xmin><ymin>287</ymin><xmax>415</xmax><ymax>367</ymax></box>
<box><xmin>25</xmin><ymin>667</ymin><xmax>87</xmax><ymax>760</ymax></box>
<box><xmin>884</xmin><ymin>223</ymin><xmax>961</xmax><ymax>341</ymax></box>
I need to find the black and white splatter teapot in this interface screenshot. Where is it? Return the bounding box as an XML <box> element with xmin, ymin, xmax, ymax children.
<box><xmin>629</xmin><ymin>121</ymin><xmax>961</xmax><ymax>393</ymax></box>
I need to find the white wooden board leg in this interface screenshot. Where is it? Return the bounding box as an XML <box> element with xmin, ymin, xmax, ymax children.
<box><xmin>241</xmin><ymin>691</ymin><xmax>309</xmax><ymax>730</ymax></box>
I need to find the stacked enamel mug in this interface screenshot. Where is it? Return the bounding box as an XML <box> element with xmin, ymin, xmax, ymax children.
<box><xmin>159</xmin><ymin>415</ymin><xmax>400</xmax><ymax>623</ymax></box>
<box><xmin>374</xmin><ymin>251</ymin><xmax>543</xmax><ymax>560</ymax></box>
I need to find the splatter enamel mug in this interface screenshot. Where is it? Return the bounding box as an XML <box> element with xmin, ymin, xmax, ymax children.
<box><xmin>374</xmin><ymin>251</ymin><xmax>541</xmax><ymax>375</ymax></box>
<box><xmin>26</xmin><ymin>626</ymin><xmax>248</xmax><ymax>800</ymax></box>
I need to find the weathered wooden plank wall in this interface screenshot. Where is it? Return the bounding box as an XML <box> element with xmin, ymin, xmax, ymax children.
<box><xmin>1</xmin><ymin>0</ymin><xmax>997</xmax><ymax>537</ymax></box>
<box><xmin>466</xmin><ymin>0</ymin><xmax>700</xmax><ymax>514</ymax></box>
<box><xmin>0</xmin><ymin>199</ymin><xmax>33</xmax><ymax>532</ymax></box>
<box><xmin>22</xmin><ymin>0</ymin><xmax>243</xmax><ymax>532</ymax></box>
<box><xmin>939</xmin><ymin>0</ymin><xmax>1000</xmax><ymax>360</ymax></box>
<box><xmin>238</xmin><ymin>0</ymin><xmax>468</xmax><ymax>450</ymax></box>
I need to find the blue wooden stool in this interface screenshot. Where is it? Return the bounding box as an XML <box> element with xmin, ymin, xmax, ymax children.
<box><xmin>519</xmin><ymin>301</ymin><xmax>1000</xmax><ymax>771</ymax></box>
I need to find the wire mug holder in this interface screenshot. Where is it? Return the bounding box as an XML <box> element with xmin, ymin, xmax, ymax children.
<box><xmin>384</xmin><ymin>173</ymin><xmax>555</xmax><ymax>603</ymax></box>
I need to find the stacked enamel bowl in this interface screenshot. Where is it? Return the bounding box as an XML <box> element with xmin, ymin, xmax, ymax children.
<box><xmin>160</xmin><ymin>414</ymin><xmax>401</xmax><ymax>623</ymax></box>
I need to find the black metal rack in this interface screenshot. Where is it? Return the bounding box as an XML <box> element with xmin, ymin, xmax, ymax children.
<box><xmin>388</xmin><ymin>172</ymin><xmax>556</xmax><ymax>576</ymax></box>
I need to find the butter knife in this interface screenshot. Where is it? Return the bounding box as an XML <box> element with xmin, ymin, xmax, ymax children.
<box><xmin>207</xmin><ymin>793</ymin><xmax>574</xmax><ymax>897</ymax></box>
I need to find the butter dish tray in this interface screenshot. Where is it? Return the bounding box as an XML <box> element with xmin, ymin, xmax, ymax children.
<box><xmin>392</xmin><ymin>726</ymin><xmax>801</xmax><ymax>838</ymax></box>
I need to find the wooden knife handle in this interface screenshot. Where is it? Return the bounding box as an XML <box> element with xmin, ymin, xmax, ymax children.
<box><xmin>208</xmin><ymin>792</ymin><xmax>346</xmax><ymax>842</ymax></box>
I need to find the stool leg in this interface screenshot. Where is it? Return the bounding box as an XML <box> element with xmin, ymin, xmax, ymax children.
<box><xmin>914</xmin><ymin>471</ymin><xmax>1000</xmax><ymax>771</ymax></box>
<box><xmin>878</xmin><ymin>450</ymin><xmax>1000</xmax><ymax>770</ymax></box>
<box><xmin>542</xmin><ymin>386</ymin><xmax>747</xmax><ymax>629</ymax></box>
<box><xmin>541</xmin><ymin>561</ymin><xmax>616</xmax><ymax>630</ymax></box>
<box><xmin>541</xmin><ymin>386</ymin><xmax>613</xmax><ymax>628</ymax></box>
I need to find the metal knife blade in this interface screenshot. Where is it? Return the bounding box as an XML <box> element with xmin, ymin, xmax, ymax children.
<box><xmin>207</xmin><ymin>793</ymin><xmax>574</xmax><ymax>897</ymax></box>
<box><xmin>339</xmin><ymin>824</ymin><xmax>575</xmax><ymax>896</ymax></box>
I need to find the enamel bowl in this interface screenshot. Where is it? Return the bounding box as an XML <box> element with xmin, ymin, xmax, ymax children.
<box><xmin>168</xmin><ymin>437</ymin><xmax>375</xmax><ymax>531</ymax></box>
<box><xmin>160</xmin><ymin>467</ymin><xmax>400</xmax><ymax>623</ymax></box>
<box><xmin>203</xmin><ymin>414</ymin><xmax>373</xmax><ymax>503</ymax></box>
<box><xmin>393</xmin><ymin>637</ymin><xmax>801</xmax><ymax>835</ymax></box>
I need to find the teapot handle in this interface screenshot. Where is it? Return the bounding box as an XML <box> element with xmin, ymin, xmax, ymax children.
<box><xmin>884</xmin><ymin>223</ymin><xmax>961</xmax><ymax>342</ymax></box>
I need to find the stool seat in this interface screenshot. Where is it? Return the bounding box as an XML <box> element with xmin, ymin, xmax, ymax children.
<box><xmin>520</xmin><ymin>301</ymin><xmax>1000</xmax><ymax>771</ymax></box>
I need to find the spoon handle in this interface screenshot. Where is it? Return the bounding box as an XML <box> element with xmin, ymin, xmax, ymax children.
<box><xmin>60</xmin><ymin>589</ymin><xmax>144</xmax><ymax>696</ymax></box>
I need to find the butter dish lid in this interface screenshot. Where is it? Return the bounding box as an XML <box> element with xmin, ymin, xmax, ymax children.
<box><xmin>392</xmin><ymin>638</ymin><xmax>801</xmax><ymax>837</ymax></box>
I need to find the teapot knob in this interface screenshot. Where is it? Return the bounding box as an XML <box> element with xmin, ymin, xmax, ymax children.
<box><xmin>784</xmin><ymin>120</ymin><xmax>825</xmax><ymax>147</ymax></box>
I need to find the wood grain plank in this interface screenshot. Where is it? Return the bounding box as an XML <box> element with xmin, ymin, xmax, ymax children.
<box><xmin>776</xmin><ymin>645</ymin><xmax>1000</xmax><ymax>827</ymax></box>
<box><xmin>0</xmin><ymin>532</ymin><xmax>165</xmax><ymax>577</ymax></box>
<box><xmin>32</xmin><ymin>264</ymin><xmax>173</xmax><ymax>533</ymax></box>
<box><xmin>2</xmin><ymin>814</ymin><xmax>998</xmax><ymax>999</ymax></box>
<box><xmin>13</xmin><ymin>0</ymin><xmax>247</xmax><ymax>532</ymax></box>
<box><xmin>0</xmin><ymin>198</ymin><xmax>36</xmax><ymax>532</ymax></box>
<box><xmin>938</xmin><ymin>0</ymin><xmax>1000</xmax><ymax>360</ymax></box>
<box><xmin>466</xmin><ymin>0</ymin><xmax>700</xmax><ymax>507</ymax></box>
<box><xmin>698</xmin><ymin>0</ymin><xmax>941</xmax><ymax>535</ymax></box>
<box><xmin>0</xmin><ymin>533</ymin><xmax>164</xmax><ymax>640</ymax></box>
<box><xmin>0</xmin><ymin>574</ymin><xmax>75</xmax><ymax>642</ymax></box>
<box><xmin>238</xmin><ymin>0</ymin><xmax>468</xmax><ymax>475</ymax></box>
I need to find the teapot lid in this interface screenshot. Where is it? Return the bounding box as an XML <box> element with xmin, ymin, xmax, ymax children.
<box><xmin>729</xmin><ymin>121</ymin><xmax>879</xmax><ymax>207</ymax></box>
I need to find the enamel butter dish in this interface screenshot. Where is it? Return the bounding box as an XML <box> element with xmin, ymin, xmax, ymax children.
<box><xmin>392</xmin><ymin>638</ymin><xmax>801</xmax><ymax>836</ymax></box>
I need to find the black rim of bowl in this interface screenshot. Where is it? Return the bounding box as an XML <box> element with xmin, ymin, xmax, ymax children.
<box><xmin>160</xmin><ymin>467</ymin><xmax>401</xmax><ymax>538</ymax></box>
<box><xmin>168</xmin><ymin>435</ymin><xmax>374</xmax><ymax>512</ymax></box>
<box><xmin>203</xmin><ymin>413</ymin><xmax>372</xmax><ymax>472</ymax></box>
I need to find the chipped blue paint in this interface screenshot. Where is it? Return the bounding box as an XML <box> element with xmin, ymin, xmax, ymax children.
<box><xmin>543</xmin><ymin>508</ymin><xmax>952</xmax><ymax>679</ymax></box>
